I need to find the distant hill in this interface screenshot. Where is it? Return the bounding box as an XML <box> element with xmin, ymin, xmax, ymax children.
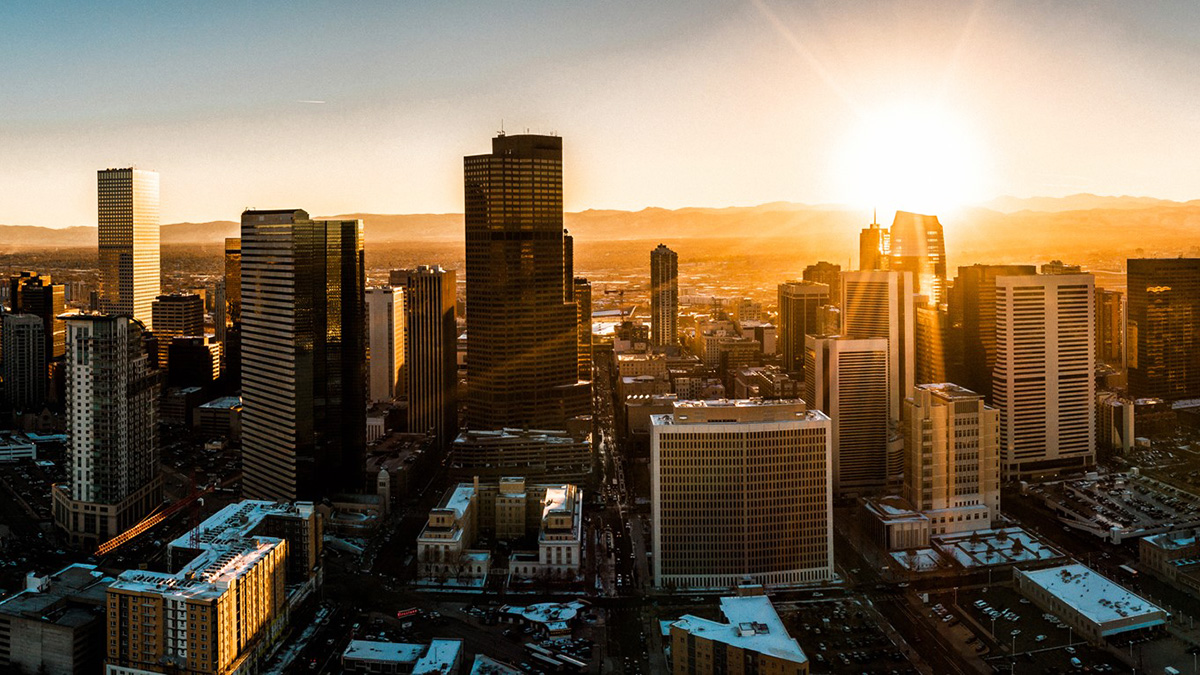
<box><xmin>982</xmin><ymin>193</ymin><xmax>1199</xmax><ymax>213</ymax></box>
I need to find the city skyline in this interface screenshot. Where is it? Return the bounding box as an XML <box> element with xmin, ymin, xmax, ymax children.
<box><xmin>3</xmin><ymin>2</ymin><xmax>1200</xmax><ymax>229</ymax></box>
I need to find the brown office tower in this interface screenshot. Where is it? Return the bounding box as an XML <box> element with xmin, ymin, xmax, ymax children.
<box><xmin>574</xmin><ymin>277</ymin><xmax>593</xmax><ymax>381</ymax></box>
<box><xmin>951</xmin><ymin>264</ymin><xmax>1037</xmax><ymax>402</ymax></box>
<box><xmin>777</xmin><ymin>280</ymin><xmax>829</xmax><ymax>374</ymax></box>
<box><xmin>1127</xmin><ymin>258</ymin><xmax>1200</xmax><ymax>400</ymax></box>
<box><xmin>150</xmin><ymin>292</ymin><xmax>204</xmax><ymax>371</ymax></box>
<box><xmin>463</xmin><ymin>134</ymin><xmax>590</xmax><ymax>430</ymax></box>
<box><xmin>1094</xmin><ymin>287</ymin><xmax>1124</xmax><ymax>368</ymax></box>
<box><xmin>888</xmin><ymin>211</ymin><xmax>947</xmax><ymax>307</ymax></box>
<box><xmin>650</xmin><ymin>244</ymin><xmax>679</xmax><ymax>346</ymax></box>
<box><xmin>390</xmin><ymin>266</ymin><xmax>459</xmax><ymax>448</ymax></box>
<box><xmin>802</xmin><ymin>261</ymin><xmax>841</xmax><ymax>305</ymax></box>
<box><xmin>859</xmin><ymin>219</ymin><xmax>889</xmax><ymax>271</ymax></box>
<box><xmin>9</xmin><ymin>271</ymin><xmax>66</xmax><ymax>359</ymax></box>
<box><xmin>240</xmin><ymin>209</ymin><xmax>366</xmax><ymax>501</ymax></box>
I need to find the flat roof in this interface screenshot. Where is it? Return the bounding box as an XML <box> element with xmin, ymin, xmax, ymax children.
<box><xmin>0</xmin><ymin>564</ymin><xmax>112</xmax><ymax>619</ymax></box>
<box><xmin>670</xmin><ymin>596</ymin><xmax>807</xmax><ymax>665</ymax></box>
<box><xmin>343</xmin><ymin>640</ymin><xmax>425</xmax><ymax>663</ymax></box>
<box><xmin>470</xmin><ymin>655</ymin><xmax>523</xmax><ymax>674</ymax></box>
<box><xmin>112</xmin><ymin>537</ymin><xmax>284</xmax><ymax>600</ymax></box>
<box><xmin>1018</xmin><ymin>564</ymin><xmax>1167</xmax><ymax>633</ymax></box>
<box><xmin>198</xmin><ymin>396</ymin><xmax>242</xmax><ymax>410</ymax></box>
<box><xmin>413</xmin><ymin>638</ymin><xmax>463</xmax><ymax>674</ymax></box>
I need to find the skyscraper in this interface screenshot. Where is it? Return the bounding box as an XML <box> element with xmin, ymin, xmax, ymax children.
<box><xmin>802</xmin><ymin>261</ymin><xmax>842</xmax><ymax>304</ymax></box>
<box><xmin>650</xmin><ymin>244</ymin><xmax>679</xmax><ymax>347</ymax></box>
<box><xmin>97</xmin><ymin>168</ymin><xmax>160</xmax><ymax>329</ymax></box>
<box><xmin>888</xmin><ymin>211</ymin><xmax>947</xmax><ymax>307</ymax></box>
<box><xmin>391</xmin><ymin>266</ymin><xmax>459</xmax><ymax>449</ymax></box>
<box><xmin>651</xmin><ymin>400</ymin><xmax>833</xmax><ymax>588</ymax></box>
<box><xmin>240</xmin><ymin>209</ymin><xmax>366</xmax><ymax>502</ymax></box>
<box><xmin>1127</xmin><ymin>259</ymin><xmax>1200</xmax><ymax>400</ymax></box>
<box><xmin>217</xmin><ymin>238</ymin><xmax>241</xmax><ymax>343</ymax></box>
<box><xmin>1</xmin><ymin>314</ymin><xmax>46</xmax><ymax>410</ymax></box>
<box><xmin>841</xmin><ymin>269</ymin><xmax>915</xmax><ymax>421</ymax></box>
<box><xmin>859</xmin><ymin>219</ymin><xmax>889</xmax><ymax>271</ymax></box>
<box><xmin>805</xmin><ymin>335</ymin><xmax>891</xmax><ymax>495</ymax></box>
<box><xmin>993</xmin><ymin>273</ymin><xmax>1095</xmax><ymax>478</ymax></box>
<box><xmin>951</xmin><ymin>264</ymin><xmax>1037</xmax><ymax>402</ymax></box>
<box><xmin>1094</xmin><ymin>287</ymin><xmax>1124</xmax><ymax>368</ymax></box>
<box><xmin>52</xmin><ymin>314</ymin><xmax>161</xmax><ymax>548</ymax></box>
<box><xmin>366</xmin><ymin>286</ymin><xmax>405</xmax><ymax>402</ymax></box>
<box><xmin>464</xmin><ymin>134</ymin><xmax>589</xmax><ymax>430</ymax></box>
<box><xmin>9</xmin><ymin>271</ymin><xmax>65</xmax><ymax>360</ymax></box>
<box><xmin>150</xmin><ymin>293</ymin><xmax>204</xmax><ymax>371</ymax></box>
<box><xmin>573</xmin><ymin>277</ymin><xmax>593</xmax><ymax>382</ymax></box>
<box><xmin>777</xmin><ymin>280</ymin><xmax>829</xmax><ymax>374</ymax></box>
<box><xmin>902</xmin><ymin>383</ymin><xmax>1000</xmax><ymax>535</ymax></box>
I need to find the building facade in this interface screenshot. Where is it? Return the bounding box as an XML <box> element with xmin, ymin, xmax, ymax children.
<box><xmin>389</xmin><ymin>266</ymin><xmax>458</xmax><ymax>448</ymax></box>
<box><xmin>951</xmin><ymin>264</ymin><xmax>1037</xmax><ymax>402</ymax></box>
<box><xmin>651</xmin><ymin>400</ymin><xmax>833</xmax><ymax>589</ymax></box>
<box><xmin>97</xmin><ymin>168</ymin><xmax>160</xmax><ymax>329</ymax></box>
<box><xmin>464</xmin><ymin>134</ymin><xmax>589</xmax><ymax>431</ymax></box>
<box><xmin>150</xmin><ymin>292</ymin><xmax>204</xmax><ymax>371</ymax></box>
<box><xmin>366</xmin><ymin>286</ymin><xmax>405</xmax><ymax>402</ymax></box>
<box><xmin>574</xmin><ymin>277</ymin><xmax>593</xmax><ymax>381</ymax></box>
<box><xmin>801</xmin><ymin>261</ymin><xmax>841</xmax><ymax>305</ymax></box>
<box><xmin>1127</xmin><ymin>258</ymin><xmax>1200</xmax><ymax>401</ymax></box>
<box><xmin>239</xmin><ymin>209</ymin><xmax>366</xmax><ymax>502</ymax></box>
<box><xmin>777</xmin><ymin>280</ymin><xmax>829</xmax><ymax>375</ymax></box>
<box><xmin>650</xmin><ymin>244</ymin><xmax>679</xmax><ymax>347</ymax></box>
<box><xmin>9</xmin><ymin>271</ymin><xmax>66</xmax><ymax>360</ymax></box>
<box><xmin>1</xmin><ymin>314</ymin><xmax>47</xmax><ymax>411</ymax></box>
<box><xmin>993</xmin><ymin>273</ymin><xmax>1095</xmax><ymax>478</ymax></box>
<box><xmin>841</xmin><ymin>270</ymin><xmax>915</xmax><ymax>422</ymax></box>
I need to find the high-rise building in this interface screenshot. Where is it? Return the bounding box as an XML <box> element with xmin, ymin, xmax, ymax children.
<box><xmin>167</xmin><ymin>336</ymin><xmax>221</xmax><ymax>388</ymax></box>
<box><xmin>915</xmin><ymin>303</ymin><xmax>951</xmax><ymax>385</ymax></box>
<box><xmin>1</xmin><ymin>314</ymin><xmax>46</xmax><ymax>410</ymax></box>
<box><xmin>804</xmin><ymin>335</ymin><xmax>891</xmax><ymax>495</ymax></box>
<box><xmin>464</xmin><ymin>134</ymin><xmax>589</xmax><ymax>430</ymax></box>
<box><xmin>841</xmin><ymin>270</ymin><xmax>915</xmax><ymax>421</ymax></box>
<box><xmin>52</xmin><ymin>315</ymin><xmax>161</xmax><ymax>548</ymax></box>
<box><xmin>151</xmin><ymin>292</ymin><xmax>204</xmax><ymax>371</ymax></box>
<box><xmin>777</xmin><ymin>281</ymin><xmax>829</xmax><ymax>374</ymax></box>
<box><xmin>802</xmin><ymin>261</ymin><xmax>842</xmax><ymax>305</ymax></box>
<box><xmin>859</xmin><ymin>219</ymin><xmax>889</xmax><ymax>271</ymax></box>
<box><xmin>9</xmin><ymin>271</ymin><xmax>65</xmax><ymax>359</ymax></box>
<box><xmin>574</xmin><ymin>277</ymin><xmax>593</xmax><ymax>381</ymax></box>
<box><xmin>650</xmin><ymin>244</ymin><xmax>679</xmax><ymax>347</ymax></box>
<box><xmin>217</xmin><ymin>237</ymin><xmax>241</xmax><ymax>343</ymax></box>
<box><xmin>390</xmin><ymin>266</ymin><xmax>459</xmax><ymax>448</ymax></box>
<box><xmin>97</xmin><ymin>168</ymin><xmax>160</xmax><ymax>329</ymax></box>
<box><xmin>1127</xmin><ymin>259</ymin><xmax>1200</xmax><ymax>400</ymax></box>
<box><xmin>1094</xmin><ymin>287</ymin><xmax>1124</xmax><ymax>368</ymax></box>
<box><xmin>951</xmin><ymin>264</ymin><xmax>1037</xmax><ymax>402</ymax></box>
<box><xmin>240</xmin><ymin>209</ymin><xmax>365</xmax><ymax>502</ymax></box>
<box><xmin>888</xmin><ymin>211</ymin><xmax>947</xmax><ymax>307</ymax></box>
<box><xmin>994</xmin><ymin>273</ymin><xmax>1095</xmax><ymax>478</ymax></box>
<box><xmin>366</xmin><ymin>287</ymin><xmax>405</xmax><ymax>402</ymax></box>
<box><xmin>651</xmin><ymin>400</ymin><xmax>833</xmax><ymax>589</ymax></box>
<box><xmin>902</xmin><ymin>383</ymin><xmax>1000</xmax><ymax>535</ymax></box>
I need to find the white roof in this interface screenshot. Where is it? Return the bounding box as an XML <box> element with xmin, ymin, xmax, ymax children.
<box><xmin>413</xmin><ymin>638</ymin><xmax>463</xmax><ymax>674</ymax></box>
<box><xmin>1019</xmin><ymin>564</ymin><xmax>1167</xmax><ymax>631</ymax></box>
<box><xmin>670</xmin><ymin>596</ymin><xmax>807</xmax><ymax>665</ymax></box>
<box><xmin>343</xmin><ymin>640</ymin><xmax>425</xmax><ymax>663</ymax></box>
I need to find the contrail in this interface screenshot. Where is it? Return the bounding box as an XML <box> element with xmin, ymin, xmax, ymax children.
<box><xmin>297</xmin><ymin>100</ymin><xmax>327</xmax><ymax>104</ymax></box>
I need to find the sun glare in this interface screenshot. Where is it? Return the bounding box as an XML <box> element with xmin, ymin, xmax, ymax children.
<box><xmin>836</xmin><ymin>103</ymin><xmax>987</xmax><ymax>219</ymax></box>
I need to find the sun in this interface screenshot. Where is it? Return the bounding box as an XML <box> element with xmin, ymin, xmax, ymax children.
<box><xmin>836</xmin><ymin>102</ymin><xmax>988</xmax><ymax>219</ymax></box>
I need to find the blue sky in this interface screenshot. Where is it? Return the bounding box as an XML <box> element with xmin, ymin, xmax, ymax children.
<box><xmin>3</xmin><ymin>1</ymin><xmax>1199</xmax><ymax>226</ymax></box>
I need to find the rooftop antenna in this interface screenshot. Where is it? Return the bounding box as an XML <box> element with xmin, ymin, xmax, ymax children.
<box><xmin>873</xmin><ymin>207</ymin><xmax>877</xmax><ymax>225</ymax></box>
<box><xmin>498</xmin><ymin>119</ymin><xmax>505</xmax><ymax>136</ymax></box>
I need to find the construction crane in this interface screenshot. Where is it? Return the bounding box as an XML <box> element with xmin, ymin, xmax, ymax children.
<box><xmin>95</xmin><ymin>484</ymin><xmax>214</xmax><ymax>557</ymax></box>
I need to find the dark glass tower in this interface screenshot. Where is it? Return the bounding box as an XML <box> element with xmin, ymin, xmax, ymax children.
<box><xmin>240</xmin><ymin>209</ymin><xmax>366</xmax><ymax>501</ymax></box>
<box><xmin>9</xmin><ymin>271</ymin><xmax>66</xmax><ymax>360</ymax></box>
<box><xmin>390</xmin><ymin>266</ymin><xmax>459</xmax><ymax>449</ymax></box>
<box><xmin>1127</xmin><ymin>258</ymin><xmax>1200</xmax><ymax>400</ymax></box>
<box><xmin>464</xmin><ymin>134</ymin><xmax>589</xmax><ymax>430</ymax></box>
<box><xmin>888</xmin><ymin>211</ymin><xmax>947</xmax><ymax>307</ymax></box>
<box><xmin>650</xmin><ymin>244</ymin><xmax>679</xmax><ymax>347</ymax></box>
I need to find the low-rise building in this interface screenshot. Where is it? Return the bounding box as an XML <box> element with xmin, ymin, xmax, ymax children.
<box><xmin>667</xmin><ymin>596</ymin><xmax>808</xmax><ymax>675</ymax></box>
<box><xmin>193</xmin><ymin>395</ymin><xmax>242</xmax><ymax>442</ymax></box>
<box><xmin>342</xmin><ymin>638</ymin><xmax>464</xmax><ymax>675</ymax></box>
<box><xmin>1141</xmin><ymin>530</ymin><xmax>1200</xmax><ymax>595</ymax></box>
<box><xmin>449</xmin><ymin>429</ymin><xmax>592</xmax><ymax>485</ymax></box>
<box><xmin>0</xmin><ymin>431</ymin><xmax>39</xmax><ymax>462</ymax></box>
<box><xmin>1013</xmin><ymin>564</ymin><xmax>1168</xmax><ymax>644</ymax></box>
<box><xmin>0</xmin><ymin>564</ymin><xmax>112</xmax><ymax>675</ymax></box>
<box><xmin>497</xmin><ymin>601</ymin><xmax>588</xmax><ymax>638</ymax></box>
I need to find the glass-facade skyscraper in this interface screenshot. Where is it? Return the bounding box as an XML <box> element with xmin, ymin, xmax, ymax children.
<box><xmin>240</xmin><ymin>209</ymin><xmax>366</xmax><ymax>501</ymax></box>
<box><xmin>650</xmin><ymin>244</ymin><xmax>678</xmax><ymax>347</ymax></box>
<box><xmin>97</xmin><ymin>168</ymin><xmax>160</xmax><ymax>330</ymax></box>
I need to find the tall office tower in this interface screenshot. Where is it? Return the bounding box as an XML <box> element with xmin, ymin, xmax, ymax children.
<box><xmin>777</xmin><ymin>280</ymin><xmax>829</xmax><ymax>374</ymax></box>
<box><xmin>574</xmin><ymin>277</ymin><xmax>593</xmax><ymax>381</ymax></box>
<box><xmin>150</xmin><ymin>292</ymin><xmax>204</xmax><ymax>370</ymax></box>
<box><xmin>240</xmin><ymin>209</ymin><xmax>366</xmax><ymax>502</ymax></box>
<box><xmin>994</xmin><ymin>273</ymin><xmax>1095</xmax><ymax>478</ymax></box>
<box><xmin>915</xmin><ymin>302</ymin><xmax>950</xmax><ymax>385</ymax></box>
<box><xmin>802</xmin><ymin>261</ymin><xmax>842</xmax><ymax>305</ymax></box>
<box><xmin>464</xmin><ymin>134</ymin><xmax>589</xmax><ymax>430</ymax></box>
<box><xmin>217</xmin><ymin>238</ymin><xmax>241</xmax><ymax>343</ymax></box>
<box><xmin>1094</xmin><ymin>287</ymin><xmax>1125</xmax><ymax>368</ymax></box>
<box><xmin>97</xmin><ymin>168</ymin><xmax>160</xmax><ymax>329</ymax></box>
<box><xmin>390</xmin><ymin>266</ymin><xmax>459</xmax><ymax>448</ymax></box>
<box><xmin>952</xmin><ymin>264</ymin><xmax>1037</xmax><ymax>402</ymax></box>
<box><xmin>651</xmin><ymin>400</ymin><xmax>833</xmax><ymax>588</ymax></box>
<box><xmin>841</xmin><ymin>270</ymin><xmax>915</xmax><ymax>421</ymax></box>
<box><xmin>9</xmin><ymin>271</ymin><xmax>65</xmax><ymax>359</ymax></box>
<box><xmin>1</xmin><ymin>314</ymin><xmax>46</xmax><ymax>410</ymax></box>
<box><xmin>888</xmin><ymin>211</ymin><xmax>947</xmax><ymax>307</ymax></box>
<box><xmin>52</xmin><ymin>315</ymin><xmax>161</xmax><ymax>548</ymax></box>
<box><xmin>1127</xmin><ymin>259</ymin><xmax>1200</xmax><ymax>400</ymax></box>
<box><xmin>650</xmin><ymin>244</ymin><xmax>679</xmax><ymax>347</ymax></box>
<box><xmin>859</xmin><ymin>219</ymin><xmax>889</xmax><ymax>271</ymax></box>
<box><xmin>805</xmin><ymin>335</ymin><xmax>891</xmax><ymax>495</ymax></box>
<box><xmin>902</xmin><ymin>384</ymin><xmax>1000</xmax><ymax>535</ymax></box>
<box><xmin>366</xmin><ymin>286</ymin><xmax>405</xmax><ymax>402</ymax></box>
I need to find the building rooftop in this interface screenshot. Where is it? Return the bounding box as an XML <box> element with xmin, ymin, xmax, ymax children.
<box><xmin>652</xmin><ymin>399</ymin><xmax>826</xmax><ymax>426</ymax></box>
<box><xmin>112</xmin><ymin>536</ymin><xmax>284</xmax><ymax>601</ymax></box>
<box><xmin>470</xmin><ymin>655</ymin><xmax>523</xmax><ymax>674</ymax></box>
<box><xmin>169</xmin><ymin>499</ymin><xmax>315</xmax><ymax>553</ymax></box>
<box><xmin>916</xmin><ymin>382</ymin><xmax>982</xmax><ymax>401</ymax></box>
<box><xmin>198</xmin><ymin>396</ymin><xmax>242</xmax><ymax>410</ymax></box>
<box><xmin>1018</xmin><ymin>564</ymin><xmax>1167</xmax><ymax>633</ymax></box>
<box><xmin>438</xmin><ymin>485</ymin><xmax>476</xmax><ymax>520</ymax></box>
<box><xmin>1145</xmin><ymin>531</ymin><xmax>1198</xmax><ymax>551</ymax></box>
<box><xmin>0</xmin><ymin>564</ymin><xmax>112</xmax><ymax>621</ymax></box>
<box><xmin>413</xmin><ymin>638</ymin><xmax>463</xmax><ymax>674</ymax></box>
<box><xmin>670</xmin><ymin>596</ymin><xmax>807</xmax><ymax>665</ymax></box>
<box><xmin>343</xmin><ymin>640</ymin><xmax>425</xmax><ymax>663</ymax></box>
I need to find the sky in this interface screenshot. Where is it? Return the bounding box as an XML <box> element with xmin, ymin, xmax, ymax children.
<box><xmin>3</xmin><ymin>0</ymin><xmax>1200</xmax><ymax>227</ymax></box>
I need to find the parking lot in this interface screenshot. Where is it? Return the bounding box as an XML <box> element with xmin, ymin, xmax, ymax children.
<box><xmin>781</xmin><ymin>598</ymin><xmax>916</xmax><ymax>674</ymax></box>
<box><xmin>1030</xmin><ymin>472</ymin><xmax>1200</xmax><ymax>541</ymax></box>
